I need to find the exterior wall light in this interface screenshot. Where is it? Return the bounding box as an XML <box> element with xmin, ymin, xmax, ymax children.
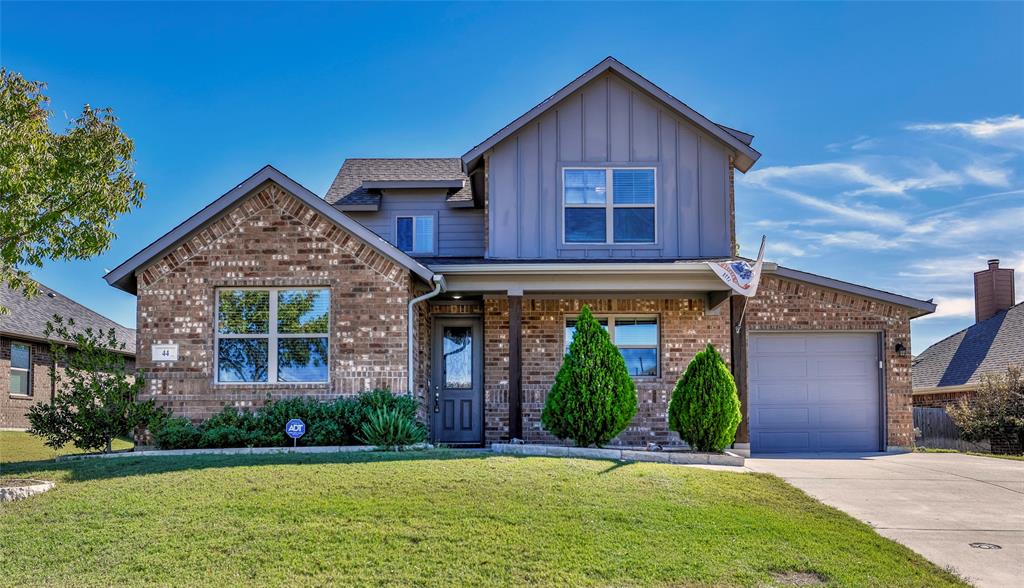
<box><xmin>894</xmin><ymin>341</ymin><xmax>908</xmax><ymax>357</ymax></box>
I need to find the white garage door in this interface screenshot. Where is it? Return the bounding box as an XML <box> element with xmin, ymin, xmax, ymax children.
<box><xmin>748</xmin><ymin>333</ymin><xmax>882</xmax><ymax>453</ymax></box>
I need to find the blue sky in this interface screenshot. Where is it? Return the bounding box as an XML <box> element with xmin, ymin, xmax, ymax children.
<box><xmin>3</xmin><ymin>1</ymin><xmax>1022</xmax><ymax>353</ymax></box>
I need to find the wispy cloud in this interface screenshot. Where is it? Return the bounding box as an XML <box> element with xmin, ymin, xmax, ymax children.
<box><xmin>906</xmin><ymin>114</ymin><xmax>1024</xmax><ymax>148</ymax></box>
<box><xmin>916</xmin><ymin>296</ymin><xmax>976</xmax><ymax>321</ymax></box>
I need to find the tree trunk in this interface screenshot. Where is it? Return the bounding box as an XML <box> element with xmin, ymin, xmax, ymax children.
<box><xmin>106</xmin><ymin>438</ymin><xmax>112</xmax><ymax>454</ymax></box>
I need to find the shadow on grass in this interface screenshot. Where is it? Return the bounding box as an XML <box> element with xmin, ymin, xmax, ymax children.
<box><xmin>1</xmin><ymin>448</ymin><xmax>496</xmax><ymax>484</ymax></box>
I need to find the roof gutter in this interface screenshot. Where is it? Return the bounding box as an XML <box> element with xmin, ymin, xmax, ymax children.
<box><xmin>407</xmin><ymin>274</ymin><xmax>446</xmax><ymax>397</ymax></box>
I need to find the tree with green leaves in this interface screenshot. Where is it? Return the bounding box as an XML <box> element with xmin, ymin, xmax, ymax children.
<box><xmin>668</xmin><ymin>344</ymin><xmax>741</xmax><ymax>452</ymax></box>
<box><xmin>27</xmin><ymin>315</ymin><xmax>159</xmax><ymax>453</ymax></box>
<box><xmin>947</xmin><ymin>366</ymin><xmax>1024</xmax><ymax>454</ymax></box>
<box><xmin>541</xmin><ymin>305</ymin><xmax>637</xmax><ymax>447</ymax></box>
<box><xmin>0</xmin><ymin>68</ymin><xmax>144</xmax><ymax>313</ymax></box>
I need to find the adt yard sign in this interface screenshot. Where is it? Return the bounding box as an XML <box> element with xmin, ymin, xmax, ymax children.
<box><xmin>286</xmin><ymin>419</ymin><xmax>305</xmax><ymax>446</ymax></box>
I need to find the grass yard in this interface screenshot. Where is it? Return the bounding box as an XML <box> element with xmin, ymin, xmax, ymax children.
<box><xmin>0</xmin><ymin>449</ymin><xmax>964</xmax><ymax>587</ymax></box>
<box><xmin>916</xmin><ymin>447</ymin><xmax>1024</xmax><ymax>461</ymax></box>
<box><xmin>0</xmin><ymin>431</ymin><xmax>133</xmax><ymax>466</ymax></box>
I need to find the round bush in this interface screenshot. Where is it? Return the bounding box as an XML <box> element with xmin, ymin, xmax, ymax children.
<box><xmin>668</xmin><ymin>343</ymin><xmax>741</xmax><ymax>452</ymax></box>
<box><xmin>541</xmin><ymin>305</ymin><xmax>637</xmax><ymax>447</ymax></box>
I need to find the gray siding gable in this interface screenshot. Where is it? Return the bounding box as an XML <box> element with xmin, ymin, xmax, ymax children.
<box><xmin>345</xmin><ymin>189</ymin><xmax>485</xmax><ymax>257</ymax></box>
<box><xmin>486</xmin><ymin>71</ymin><xmax>734</xmax><ymax>260</ymax></box>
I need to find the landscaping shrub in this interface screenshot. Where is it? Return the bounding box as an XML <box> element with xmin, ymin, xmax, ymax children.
<box><xmin>947</xmin><ymin>366</ymin><xmax>1024</xmax><ymax>455</ymax></box>
<box><xmin>149</xmin><ymin>389</ymin><xmax>424</xmax><ymax>450</ymax></box>
<box><xmin>541</xmin><ymin>305</ymin><xmax>637</xmax><ymax>447</ymax></box>
<box><xmin>27</xmin><ymin>316</ymin><xmax>160</xmax><ymax>453</ymax></box>
<box><xmin>357</xmin><ymin>406</ymin><xmax>427</xmax><ymax>449</ymax></box>
<box><xmin>668</xmin><ymin>343</ymin><xmax>741</xmax><ymax>452</ymax></box>
<box><xmin>149</xmin><ymin>416</ymin><xmax>200</xmax><ymax>450</ymax></box>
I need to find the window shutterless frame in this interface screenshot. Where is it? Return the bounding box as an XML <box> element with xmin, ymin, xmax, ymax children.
<box><xmin>9</xmin><ymin>341</ymin><xmax>31</xmax><ymax>396</ymax></box>
<box><xmin>213</xmin><ymin>287</ymin><xmax>330</xmax><ymax>385</ymax></box>
<box><xmin>564</xmin><ymin>314</ymin><xmax>660</xmax><ymax>378</ymax></box>
<box><xmin>561</xmin><ymin>167</ymin><xmax>657</xmax><ymax>245</ymax></box>
<box><xmin>395</xmin><ymin>215</ymin><xmax>437</xmax><ymax>254</ymax></box>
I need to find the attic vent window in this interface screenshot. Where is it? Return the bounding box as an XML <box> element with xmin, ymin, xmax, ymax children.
<box><xmin>396</xmin><ymin>215</ymin><xmax>435</xmax><ymax>254</ymax></box>
<box><xmin>563</xmin><ymin>168</ymin><xmax>655</xmax><ymax>244</ymax></box>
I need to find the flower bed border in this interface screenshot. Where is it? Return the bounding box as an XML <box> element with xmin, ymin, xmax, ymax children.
<box><xmin>0</xmin><ymin>479</ymin><xmax>56</xmax><ymax>502</ymax></box>
<box><xmin>491</xmin><ymin>443</ymin><xmax>745</xmax><ymax>466</ymax></box>
<box><xmin>55</xmin><ymin>443</ymin><xmax>432</xmax><ymax>462</ymax></box>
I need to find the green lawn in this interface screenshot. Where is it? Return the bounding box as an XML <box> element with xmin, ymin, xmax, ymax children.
<box><xmin>0</xmin><ymin>431</ymin><xmax>133</xmax><ymax>465</ymax></box>
<box><xmin>0</xmin><ymin>449</ymin><xmax>964</xmax><ymax>587</ymax></box>
<box><xmin>915</xmin><ymin>447</ymin><xmax>1024</xmax><ymax>461</ymax></box>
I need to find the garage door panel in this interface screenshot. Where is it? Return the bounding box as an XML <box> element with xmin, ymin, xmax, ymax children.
<box><xmin>751</xmin><ymin>335</ymin><xmax>807</xmax><ymax>354</ymax></box>
<box><xmin>753</xmin><ymin>431</ymin><xmax>811</xmax><ymax>452</ymax></box>
<box><xmin>753</xmin><ymin>356</ymin><xmax>808</xmax><ymax>378</ymax></box>
<box><xmin>749</xmin><ymin>333</ymin><xmax>881</xmax><ymax>454</ymax></box>
<box><xmin>815</xmin><ymin>357</ymin><xmax>876</xmax><ymax>377</ymax></box>
<box><xmin>819</xmin><ymin>405</ymin><xmax>876</xmax><ymax>428</ymax></box>
<box><xmin>752</xmin><ymin>382</ymin><xmax>809</xmax><ymax>403</ymax></box>
<box><xmin>755</xmin><ymin>407</ymin><xmax>810</xmax><ymax>426</ymax></box>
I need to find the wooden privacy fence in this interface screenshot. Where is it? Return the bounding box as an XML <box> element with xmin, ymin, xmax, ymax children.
<box><xmin>913</xmin><ymin>407</ymin><xmax>991</xmax><ymax>452</ymax></box>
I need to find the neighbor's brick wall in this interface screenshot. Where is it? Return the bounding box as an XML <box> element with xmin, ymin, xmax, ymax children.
<box><xmin>746</xmin><ymin>275</ymin><xmax>917</xmax><ymax>448</ymax></box>
<box><xmin>484</xmin><ymin>296</ymin><xmax>731</xmax><ymax>446</ymax></box>
<box><xmin>0</xmin><ymin>338</ymin><xmax>135</xmax><ymax>429</ymax></box>
<box><xmin>913</xmin><ymin>390</ymin><xmax>974</xmax><ymax>408</ymax></box>
<box><xmin>135</xmin><ymin>180</ymin><xmax>414</xmax><ymax>422</ymax></box>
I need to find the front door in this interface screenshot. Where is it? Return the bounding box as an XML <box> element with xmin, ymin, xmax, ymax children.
<box><xmin>431</xmin><ymin>318</ymin><xmax>483</xmax><ymax>445</ymax></box>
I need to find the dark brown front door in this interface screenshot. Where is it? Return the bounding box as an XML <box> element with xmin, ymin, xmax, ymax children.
<box><xmin>431</xmin><ymin>318</ymin><xmax>483</xmax><ymax>445</ymax></box>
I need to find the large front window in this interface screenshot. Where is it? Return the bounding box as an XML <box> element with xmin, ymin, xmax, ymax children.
<box><xmin>563</xmin><ymin>168</ymin><xmax>656</xmax><ymax>244</ymax></box>
<box><xmin>215</xmin><ymin>288</ymin><xmax>329</xmax><ymax>383</ymax></box>
<box><xmin>564</xmin><ymin>316</ymin><xmax>659</xmax><ymax>377</ymax></box>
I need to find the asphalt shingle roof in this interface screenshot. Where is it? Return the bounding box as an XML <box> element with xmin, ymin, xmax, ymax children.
<box><xmin>913</xmin><ymin>302</ymin><xmax>1023</xmax><ymax>389</ymax></box>
<box><xmin>0</xmin><ymin>281</ymin><xmax>136</xmax><ymax>355</ymax></box>
<box><xmin>325</xmin><ymin>158</ymin><xmax>472</xmax><ymax>207</ymax></box>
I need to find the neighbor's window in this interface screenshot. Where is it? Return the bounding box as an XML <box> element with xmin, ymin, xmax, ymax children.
<box><xmin>396</xmin><ymin>215</ymin><xmax>435</xmax><ymax>254</ymax></box>
<box><xmin>215</xmin><ymin>288</ymin><xmax>329</xmax><ymax>383</ymax></box>
<box><xmin>9</xmin><ymin>342</ymin><xmax>31</xmax><ymax>395</ymax></box>
<box><xmin>563</xmin><ymin>168</ymin><xmax>655</xmax><ymax>244</ymax></box>
<box><xmin>564</xmin><ymin>316</ymin><xmax>659</xmax><ymax>377</ymax></box>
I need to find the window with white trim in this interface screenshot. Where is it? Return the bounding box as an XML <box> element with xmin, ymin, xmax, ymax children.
<box><xmin>563</xmin><ymin>168</ymin><xmax>656</xmax><ymax>244</ymax></box>
<box><xmin>564</xmin><ymin>316</ymin><xmax>659</xmax><ymax>377</ymax></box>
<box><xmin>215</xmin><ymin>288</ymin><xmax>329</xmax><ymax>383</ymax></box>
<box><xmin>396</xmin><ymin>215</ymin><xmax>435</xmax><ymax>254</ymax></box>
<box><xmin>9</xmin><ymin>342</ymin><xmax>31</xmax><ymax>395</ymax></box>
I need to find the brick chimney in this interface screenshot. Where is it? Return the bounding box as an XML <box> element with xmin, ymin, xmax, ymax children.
<box><xmin>974</xmin><ymin>259</ymin><xmax>1015</xmax><ymax>323</ymax></box>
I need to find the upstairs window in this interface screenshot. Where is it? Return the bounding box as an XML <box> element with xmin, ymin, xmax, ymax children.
<box><xmin>563</xmin><ymin>168</ymin><xmax>655</xmax><ymax>244</ymax></box>
<box><xmin>396</xmin><ymin>215</ymin><xmax>435</xmax><ymax>254</ymax></box>
<box><xmin>564</xmin><ymin>316</ymin><xmax>659</xmax><ymax>377</ymax></box>
<box><xmin>9</xmin><ymin>342</ymin><xmax>31</xmax><ymax>395</ymax></box>
<box><xmin>215</xmin><ymin>288</ymin><xmax>329</xmax><ymax>384</ymax></box>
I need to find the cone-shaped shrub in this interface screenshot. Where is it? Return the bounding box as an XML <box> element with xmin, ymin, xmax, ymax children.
<box><xmin>668</xmin><ymin>343</ymin><xmax>741</xmax><ymax>452</ymax></box>
<box><xmin>541</xmin><ymin>305</ymin><xmax>637</xmax><ymax>447</ymax></box>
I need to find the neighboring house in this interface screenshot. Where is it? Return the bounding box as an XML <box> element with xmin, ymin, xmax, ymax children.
<box><xmin>104</xmin><ymin>57</ymin><xmax>936</xmax><ymax>454</ymax></box>
<box><xmin>0</xmin><ymin>281</ymin><xmax>136</xmax><ymax>430</ymax></box>
<box><xmin>914</xmin><ymin>260</ymin><xmax>1021</xmax><ymax>407</ymax></box>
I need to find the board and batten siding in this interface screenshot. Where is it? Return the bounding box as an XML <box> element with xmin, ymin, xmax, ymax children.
<box><xmin>487</xmin><ymin>71</ymin><xmax>733</xmax><ymax>260</ymax></box>
<box><xmin>345</xmin><ymin>189</ymin><xmax>485</xmax><ymax>257</ymax></box>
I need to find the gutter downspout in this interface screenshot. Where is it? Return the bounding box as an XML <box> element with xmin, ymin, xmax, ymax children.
<box><xmin>408</xmin><ymin>274</ymin><xmax>446</xmax><ymax>397</ymax></box>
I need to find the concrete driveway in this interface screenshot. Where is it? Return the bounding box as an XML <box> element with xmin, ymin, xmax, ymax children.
<box><xmin>747</xmin><ymin>452</ymin><xmax>1024</xmax><ymax>588</ymax></box>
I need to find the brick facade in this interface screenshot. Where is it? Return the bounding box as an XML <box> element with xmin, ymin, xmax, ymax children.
<box><xmin>1</xmin><ymin>338</ymin><xmax>135</xmax><ymax>430</ymax></box>
<box><xmin>913</xmin><ymin>390</ymin><xmax>974</xmax><ymax>408</ymax></box>
<box><xmin>135</xmin><ymin>181</ymin><xmax>415</xmax><ymax>422</ymax></box>
<box><xmin>746</xmin><ymin>275</ymin><xmax>917</xmax><ymax>448</ymax></box>
<box><xmin>482</xmin><ymin>296</ymin><xmax>731</xmax><ymax>446</ymax></box>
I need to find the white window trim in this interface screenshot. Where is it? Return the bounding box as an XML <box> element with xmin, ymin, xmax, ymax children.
<box><xmin>564</xmin><ymin>314</ymin><xmax>660</xmax><ymax>378</ymax></box>
<box><xmin>395</xmin><ymin>214</ymin><xmax>437</xmax><ymax>255</ymax></box>
<box><xmin>214</xmin><ymin>287</ymin><xmax>330</xmax><ymax>385</ymax></box>
<box><xmin>562</xmin><ymin>167</ymin><xmax>657</xmax><ymax>245</ymax></box>
<box><xmin>10</xmin><ymin>341</ymin><xmax>31</xmax><ymax>396</ymax></box>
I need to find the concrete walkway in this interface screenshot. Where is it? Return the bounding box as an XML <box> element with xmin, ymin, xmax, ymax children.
<box><xmin>747</xmin><ymin>452</ymin><xmax>1024</xmax><ymax>588</ymax></box>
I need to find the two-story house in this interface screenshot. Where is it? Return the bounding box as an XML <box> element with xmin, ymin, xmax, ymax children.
<box><xmin>104</xmin><ymin>58</ymin><xmax>936</xmax><ymax>454</ymax></box>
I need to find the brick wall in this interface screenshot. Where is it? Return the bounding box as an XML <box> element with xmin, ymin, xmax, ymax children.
<box><xmin>746</xmin><ymin>275</ymin><xmax>917</xmax><ymax>448</ymax></box>
<box><xmin>913</xmin><ymin>389</ymin><xmax>974</xmax><ymax>408</ymax></box>
<box><xmin>135</xmin><ymin>180</ymin><xmax>415</xmax><ymax>422</ymax></box>
<box><xmin>484</xmin><ymin>296</ymin><xmax>731</xmax><ymax>446</ymax></box>
<box><xmin>1</xmin><ymin>338</ymin><xmax>135</xmax><ymax>430</ymax></box>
